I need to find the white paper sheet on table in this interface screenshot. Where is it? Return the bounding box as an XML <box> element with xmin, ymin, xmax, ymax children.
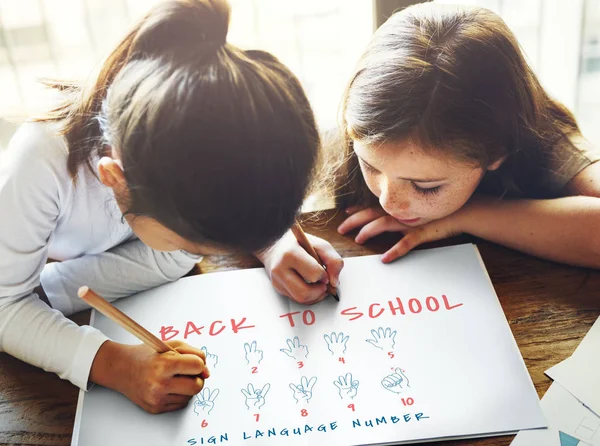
<box><xmin>72</xmin><ymin>244</ymin><xmax>545</xmax><ymax>446</ymax></box>
<box><xmin>511</xmin><ymin>382</ymin><xmax>600</xmax><ymax>446</ymax></box>
<box><xmin>546</xmin><ymin>316</ymin><xmax>600</xmax><ymax>416</ymax></box>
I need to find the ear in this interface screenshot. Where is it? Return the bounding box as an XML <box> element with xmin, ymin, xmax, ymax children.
<box><xmin>97</xmin><ymin>156</ymin><xmax>130</xmax><ymax>200</ymax></box>
<box><xmin>487</xmin><ymin>155</ymin><xmax>508</xmax><ymax>171</ymax></box>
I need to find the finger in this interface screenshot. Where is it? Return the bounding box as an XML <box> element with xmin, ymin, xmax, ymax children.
<box><xmin>262</xmin><ymin>383</ymin><xmax>270</xmax><ymax>396</ymax></box>
<box><xmin>209</xmin><ymin>389</ymin><xmax>219</xmax><ymax>401</ymax></box>
<box><xmin>167</xmin><ymin>375</ymin><xmax>205</xmax><ymax>396</ymax></box>
<box><xmin>160</xmin><ymin>402</ymin><xmax>189</xmax><ymax>413</ymax></box>
<box><xmin>287</xmin><ymin>339</ymin><xmax>295</xmax><ymax>350</ymax></box>
<box><xmin>355</xmin><ymin>216</ymin><xmax>405</xmax><ymax>244</ymax></box>
<box><xmin>345</xmin><ymin>205</ymin><xmax>364</xmax><ymax>215</ymax></box>
<box><xmin>290</xmin><ymin>383</ymin><xmax>298</xmax><ymax>391</ymax></box>
<box><xmin>244</xmin><ymin>343</ymin><xmax>250</xmax><ymax>354</ymax></box>
<box><xmin>164</xmin><ymin>393</ymin><xmax>194</xmax><ymax>405</ymax></box>
<box><xmin>381</xmin><ymin>232</ymin><xmax>424</xmax><ymax>263</ymax></box>
<box><xmin>307</xmin><ymin>234</ymin><xmax>344</xmax><ymax>288</ymax></box>
<box><xmin>166</xmin><ymin>352</ymin><xmax>209</xmax><ymax>379</ymax></box>
<box><xmin>338</xmin><ymin>207</ymin><xmax>388</xmax><ymax>234</ymax></box>
<box><xmin>275</xmin><ymin>270</ymin><xmax>327</xmax><ymax>304</ymax></box>
<box><xmin>251</xmin><ymin>341</ymin><xmax>257</xmax><ymax>351</ymax></box>
<box><xmin>366</xmin><ymin>339</ymin><xmax>376</xmax><ymax>346</ymax></box>
<box><xmin>169</xmin><ymin>341</ymin><xmax>206</xmax><ymax>362</ymax></box>
<box><xmin>289</xmin><ymin>248</ymin><xmax>329</xmax><ymax>284</ymax></box>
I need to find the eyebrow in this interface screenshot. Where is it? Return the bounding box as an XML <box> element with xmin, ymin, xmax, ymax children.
<box><xmin>358</xmin><ymin>157</ymin><xmax>447</xmax><ymax>183</ymax></box>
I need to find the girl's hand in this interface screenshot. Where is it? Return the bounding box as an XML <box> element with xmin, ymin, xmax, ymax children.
<box><xmin>338</xmin><ymin>205</ymin><xmax>466</xmax><ymax>263</ymax></box>
<box><xmin>90</xmin><ymin>340</ymin><xmax>209</xmax><ymax>414</ymax></box>
<box><xmin>256</xmin><ymin>229</ymin><xmax>344</xmax><ymax>305</ymax></box>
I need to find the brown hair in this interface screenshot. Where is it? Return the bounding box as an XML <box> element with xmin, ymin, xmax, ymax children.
<box><xmin>337</xmin><ymin>3</ymin><xmax>580</xmax><ymax>207</ymax></box>
<box><xmin>35</xmin><ymin>0</ymin><xmax>320</xmax><ymax>253</ymax></box>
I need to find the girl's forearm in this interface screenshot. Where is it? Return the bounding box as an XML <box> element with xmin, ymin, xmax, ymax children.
<box><xmin>462</xmin><ymin>196</ymin><xmax>600</xmax><ymax>268</ymax></box>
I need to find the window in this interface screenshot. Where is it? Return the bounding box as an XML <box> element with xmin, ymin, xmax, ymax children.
<box><xmin>436</xmin><ymin>0</ymin><xmax>600</xmax><ymax>147</ymax></box>
<box><xmin>0</xmin><ymin>0</ymin><xmax>373</xmax><ymax>147</ymax></box>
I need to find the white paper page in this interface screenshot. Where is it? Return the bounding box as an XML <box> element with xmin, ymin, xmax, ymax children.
<box><xmin>546</xmin><ymin>317</ymin><xmax>600</xmax><ymax>416</ymax></box>
<box><xmin>511</xmin><ymin>383</ymin><xmax>599</xmax><ymax>446</ymax></box>
<box><xmin>73</xmin><ymin>244</ymin><xmax>545</xmax><ymax>446</ymax></box>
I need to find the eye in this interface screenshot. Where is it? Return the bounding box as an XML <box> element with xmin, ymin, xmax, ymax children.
<box><xmin>359</xmin><ymin>159</ymin><xmax>379</xmax><ymax>174</ymax></box>
<box><xmin>412</xmin><ymin>183</ymin><xmax>442</xmax><ymax>195</ymax></box>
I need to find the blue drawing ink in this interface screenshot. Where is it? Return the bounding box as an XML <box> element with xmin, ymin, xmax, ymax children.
<box><xmin>366</xmin><ymin>327</ymin><xmax>397</xmax><ymax>351</ymax></box>
<box><xmin>193</xmin><ymin>387</ymin><xmax>219</xmax><ymax>415</ymax></box>
<box><xmin>244</xmin><ymin>341</ymin><xmax>264</xmax><ymax>365</ymax></box>
<box><xmin>241</xmin><ymin>383</ymin><xmax>271</xmax><ymax>410</ymax></box>
<box><xmin>559</xmin><ymin>431</ymin><xmax>581</xmax><ymax>446</ymax></box>
<box><xmin>333</xmin><ymin>372</ymin><xmax>360</xmax><ymax>400</ymax></box>
<box><xmin>280</xmin><ymin>336</ymin><xmax>309</xmax><ymax>360</ymax></box>
<box><xmin>381</xmin><ymin>367</ymin><xmax>410</xmax><ymax>394</ymax></box>
<box><xmin>323</xmin><ymin>332</ymin><xmax>349</xmax><ymax>356</ymax></box>
<box><xmin>289</xmin><ymin>376</ymin><xmax>318</xmax><ymax>403</ymax></box>
<box><xmin>200</xmin><ymin>346</ymin><xmax>219</xmax><ymax>369</ymax></box>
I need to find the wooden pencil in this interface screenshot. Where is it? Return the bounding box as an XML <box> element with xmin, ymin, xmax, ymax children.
<box><xmin>77</xmin><ymin>286</ymin><xmax>177</xmax><ymax>354</ymax></box>
<box><xmin>291</xmin><ymin>221</ymin><xmax>339</xmax><ymax>301</ymax></box>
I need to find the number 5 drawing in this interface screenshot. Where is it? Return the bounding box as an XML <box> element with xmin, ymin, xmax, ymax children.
<box><xmin>366</xmin><ymin>327</ymin><xmax>397</xmax><ymax>351</ymax></box>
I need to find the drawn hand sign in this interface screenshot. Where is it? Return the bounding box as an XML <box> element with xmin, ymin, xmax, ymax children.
<box><xmin>381</xmin><ymin>368</ymin><xmax>410</xmax><ymax>394</ymax></box>
<box><xmin>333</xmin><ymin>373</ymin><xmax>360</xmax><ymax>400</ymax></box>
<box><xmin>244</xmin><ymin>341</ymin><xmax>264</xmax><ymax>365</ymax></box>
<box><xmin>241</xmin><ymin>383</ymin><xmax>271</xmax><ymax>410</ymax></box>
<box><xmin>289</xmin><ymin>376</ymin><xmax>318</xmax><ymax>403</ymax></box>
<box><xmin>280</xmin><ymin>336</ymin><xmax>309</xmax><ymax>360</ymax></box>
<box><xmin>324</xmin><ymin>332</ymin><xmax>349</xmax><ymax>356</ymax></box>
<box><xmin>366</xmin><ymin>327</ymin><xmax>397</xmax><ymax>351</ymax></box>
<box><xmin>193</xmin><ymin>388</ymin><xmax>219</xmax><ymax>415</ymax></box>
<box><xmin>200</xmin><ymin>346</ymin><xmax>219</xmax><ymax>369</ymax></box>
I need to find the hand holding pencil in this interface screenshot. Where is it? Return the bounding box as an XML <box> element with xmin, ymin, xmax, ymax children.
<box><xmin>81</xmin><ymin>287</ymin><xmax>210</xmax><ymax>414</ymax></box>
<box><xmin>256</xmin><ymin>222</ymin><xmax>344</xmax><ymax>304</ymax></box>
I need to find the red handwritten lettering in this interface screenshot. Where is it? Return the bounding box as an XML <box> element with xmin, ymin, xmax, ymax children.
<box><xmin>443</xmin><ymin>294</ymin><xmax>463</xmax><ymax>310</ymax></box>
<box><xmin>408</xmin><ymin>298</ymin><xmax>422</xmax><ymax>314</ymax></box>
<box><xmin>209</xmin><ymin>321</ymin><xmax>225</xmax><ymax>336</ymax></box>
<box><xmin>159</xmin><ymin>325</ymin><xmax>179</xmax><ymax>341</ymax></box>
<box><xmin>302</xmin><ymin>310</ymin><xmax>316</xmax><ymax>326</ymax></box>
<box><xmin>368</xmin><ymin>303</ymin><xmax>384</xmax><ymax>318</ymax></box>
<box><xmin>279</xmin><ymin>311</ymin><xmax>301</xmax><ymax>327</ymax></box>
<box><xmin>184</xmin><ymin>321</ymin><xmax>204</xmax><ymax>339</ymax></box>
<box><xmin>426</xmin><ymin>296</ymin><xmax>440</xmax><ymax>312</ymax></box>
<box><xmin>231</xmin><ymin>317</ymin><xmax>256</xmax><ymax>333</ymax></box>
<box><xmin>341</xmin><ymin>306</ymin><xmax>364</xmax><ymax>321</ymax></box>
<box><xmin>388</xmin><ymin>298</ymin><xmax>406</xmax><ymax>316</ymax></box>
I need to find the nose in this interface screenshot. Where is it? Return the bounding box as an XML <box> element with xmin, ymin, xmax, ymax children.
<box><xmin>378</xmin><ymin>178</ymin><xmax>410</xmax><ymax>215</ymax></box>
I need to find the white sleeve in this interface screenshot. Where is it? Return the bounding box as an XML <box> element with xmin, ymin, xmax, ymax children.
<box><xmin>41</xmin><ymin>241</ymin><xmax>200</xmax><ymax>316</ymax></box>
<box><xmin>0</xmin><ymin>124</ymin><xmax>109</xmax><ymax>390</ymax></box>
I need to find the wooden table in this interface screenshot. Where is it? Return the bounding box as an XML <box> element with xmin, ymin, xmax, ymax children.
<box><xmin>1</xmin><ymin>209</ymin><xmax>599</xmax><ymax>446</ymax></box>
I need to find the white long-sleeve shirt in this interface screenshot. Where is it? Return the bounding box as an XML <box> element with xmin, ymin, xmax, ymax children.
<box><xmin>0</xmin><ymin>122</ymin><xmax>199</xmax><ymax>390</ymax></box>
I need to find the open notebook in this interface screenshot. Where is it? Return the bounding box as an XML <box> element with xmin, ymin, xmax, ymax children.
<box><xmin>72</xmin><ymin>244</ymin><xmax>545</xmax><ymax>445</ymax></box>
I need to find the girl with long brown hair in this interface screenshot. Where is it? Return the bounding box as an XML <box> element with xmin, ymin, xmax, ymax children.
<box><xmin>337</xmin><ymin>3</ymin><xmax>600</xmax><ymax>268</ymax></box>
<box><xmin>0</xmin><ymin>0</ymin><xmax>342</xmax><ymax>414</ymax></box>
